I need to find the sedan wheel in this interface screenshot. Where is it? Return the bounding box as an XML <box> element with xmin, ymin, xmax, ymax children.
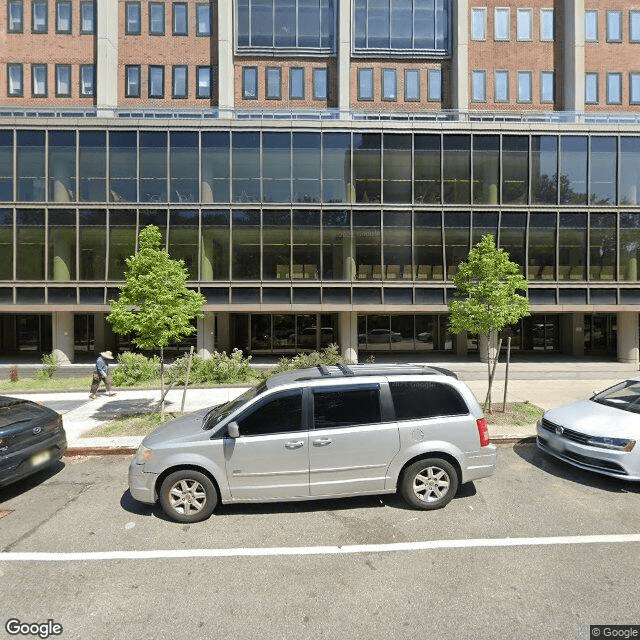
<box><xmin>159</xmin><ymin>470</ymin><xmax>217</xmax><ymax>523</ymax></box>
<box><xmin>400</xmin><ymin>458</ymin><xmax>459</xmax><ymax>510</ymax></box>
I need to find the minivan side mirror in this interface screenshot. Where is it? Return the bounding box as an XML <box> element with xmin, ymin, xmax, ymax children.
<box><xmin>227</xmin><ymin>421</ymin><xmax>240</xmax><ymax>438</ymax></box>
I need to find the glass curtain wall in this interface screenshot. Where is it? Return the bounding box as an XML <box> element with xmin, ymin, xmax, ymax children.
<box><xmin>589</xmin><ymin>213</ymin><xmax>616</xmax><ymax>281</ymax></box>
<box><xmin>79</xmin><ymin>131</ymin><xmax>106</xmax><ymax>202</ymax></box>
<box><xmin>17</xmin><ymin>131</ymin><xmax>45</xmax><ymax>202</ymax></box>
<box><xmin>109</xmin><ymin>131</ymin><xmax>137</xmax><ymax>202</ymax></box>
<box><xmin>620</xmin><ymin>137</ymin><xmax>640</xmax><ymax>205</ymax></box>
<box><xmin>0</xmin><ymin>209</ymin><xmax>13</xmax><ymax>279</ymax></box>
<box><xmin>293</xmin><ymin>133</ymin><xmax>321</xmax><ymax>203</ymax></box>
<box><xmin>620</xmin><ymin>213</ymin><xmax>640</xmax><ymax>281</ymax></box>
<box><xmin>48</xmin><ymin>208</ymin><xmax>76</xmax><ymax>281</ymax></box>
<box><xmin>322</xmin><ymin>132</ymin><xmax>349</xmax><ymax>203</ymax></box>
<box><xmin>443</xmin><ymin>212</ymin><xmax>469</xmax><ymax>279</ymax></box>
<box><xmin>170</xmin><ymin>131</ymin><xmax>199</xmax><ymax>203</ymax></box>
<box><xmin>139</xmin><ymin>131</ymin><xmax>167</xmax><ymax>203</ymax></box>
<box><xmin>263</xmin><ymin>209</ymin><xmax>291</xmax><ymax>279</ymax></box>
<box><xmin>383</xmin><ymin>134</ymin><xmax>411</xmax><ymax>203</ymax></box>
<box><xmin>353</xmin><ymin>133</ymin><xmax>381</xmax><ymax>203</ymax></box>
<box><xmin>499</xmin><ymin>212</ymin><xmax>526</xmax><ymax>274</ymax></box>
<box><xmin>414</xmin><ymin>211</ymin><xmax>443</xmax><ymax>280</ymax></box>
<box><xmin>502</xmin><ymin>136</ymin><xmax>528</xmax><ymax>204</ymax></box>
<box><xmin>0</xmin><ymin>131</ymin><xmax>12</xmax><ymax>201</ymax></box>
<box><xmin>589</xmin><ymin>137</ymin><xmax>616</xmax><ymax>205</ymax></box>
<box><xmin>79</xmin><ymin>209</ymin><xmax>106</xmax><ymax>280</ymax></box>
<box><xmin>292</xmin><ymin>210</ymin><xmax>320</xmax><ymax>279</ymax></box>
<box><xmin>201</xmin><ymin>132</ymin><xmax>230</xmax><ymax>203</ymax></box>
<box><xmin>263</xmin><ymin>133</ymin><xmax>291</xmax><ymax>203</ymax></box>
<box><xmin>108</xmin><ymin>209</ymin><xmax>137</xmax><ymax>280</ymax></box>
<box><xmin>48</xmin><ymin>131</ymin><xmax>76</xmax><ymax>203</ymax></box>
<box><xmin>473</xmin><ymin>136</ymin><xmax>499</xmax><ymax>204</ymax></box>
<box><xmin>559</xmin><ymin>136</ymin><xmax>587</xmax><ymax>205</ymax></box>
<box><xmin>531</xmin><ymin>135</ymin><xmax>558</xmax><ymax>204</ymax></box>
<box><xmin>443</xmin><ymin>136</ymin><xmax>470</xmax><ymax>204</ymax></box>
<box><xmin>354</xmin><ymin>210</ymin><xmax>381</xmax><ymax>279</ymax></box>
<box><xmin>201</xmin><ymin>209</ymin><xmax>230</xmax><ymax>280</ymax></box>
<box><xmin>558</xmin><ymin>213</ymin><xmax>586</xmax><ymax>280</ymax></box>
<box><xmin>383</xmin><ymin>210</ymin><xmax>411</xmax><ymax>280</ymax></box>
<box><xmin>414</xmin><ymin>134</ymin><xmax>440</xmax><ymax>204</ymax></box>
<box><xmin>529</xmin><ymin>212</ymin><xmax>556</xmax><ymax>280</ymax></box>
<box><xmin>16</xmin><ymin>208</ymin><xmax>45</xmax><ymax>279</ymax></box>
<box><xmin>322</xmin><ymin>210</ymin><xmax>352</xmax><ymax>279</ymax></box>
<box><xmin>168</xmin><ymin>209</ymin><xmax>199</xmax><ymax>279</ymax></box>
<box><xmin>232</xmin><ymin>210</ymin><xmax>260</xmax><ymax>278</ymax></box>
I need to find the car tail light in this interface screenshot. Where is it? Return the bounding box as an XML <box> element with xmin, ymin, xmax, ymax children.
<box><xmin>477</xmin><ymin>418</ymin><xmax>490</xmax><ymax>447</ymax></box>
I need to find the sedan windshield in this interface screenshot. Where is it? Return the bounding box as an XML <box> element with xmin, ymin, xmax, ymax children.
<box><xmin>202</xmin><ymin>382</ymin><xmax>265</xmax><ymax>430</ymax></box>
<box><xmin>592</xmin><ymin>379</ymin><xmax>640</xmax><ymax>414</ymax></box>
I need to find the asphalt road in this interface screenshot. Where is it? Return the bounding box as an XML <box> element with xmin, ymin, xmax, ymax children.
<box><xmin>1</xmin><ymin>444</ymin><xmax>639</xmax><ymax>640</ymax></box>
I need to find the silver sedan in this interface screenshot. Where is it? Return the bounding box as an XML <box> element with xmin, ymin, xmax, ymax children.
<box><xmin>537</xmin><ymin>378</ymin><xmax>640</xmax><ymax>481</ymax></box>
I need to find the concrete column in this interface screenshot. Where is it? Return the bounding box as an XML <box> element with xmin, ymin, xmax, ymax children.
<box><xmin>451</xmin><ymin>0</ymin><xmax>469</xmax><ymax>111</ymax></box>
<box><xmin>478</xmin><ymin>331</ymin><xmax>498</xmax><ymax>364</ymax></box>
<box><xmin>197</xmin><ymin>313</ymin><xmax>216</xmax><ymax>358</ymax></box>
<box><xmin>217</xmin><ymin>312</ymin><xmax>231</xmax><ymax>353</ymax></box>
<box><xmin>337</xmin><ymin>0</ymin><xmax>351</xmax><ymax>115</ymax></box>
<box><xmin>562</xmin><ymin>313</ymin><xmax>584</xmax><ymax>357</ymax></box>
<box><xmin>617</xmin><ymin>312</ymin><xmax>639</xmax><ymax>365</ymax></box>
<box><xmin>52</xmin><ymin>311</ymin><xmax>74</xmax><ymax>364</ymax></box>
<box><xmin>563</xmin><ymin>0</ymin><xmax>585</xmax><ymax>112</ymax></box>
<box><xmin>456</xmin><ymin>331</ymin><xmax>468</xmax><ymax>357</ymax></box>
<box><xmin>339</xmin><ymin>311</ymin><xmax>358</xmax><ymax>363</ymax></box>
<box><xmin>96</xmin><ymin>0</ymin><xmax>119</xmax><ymax>117</ymax></box>
<box><xmin>217</xmin><ymin>0</ymin><xmax>235</xmax><ymax>117</ymax></box>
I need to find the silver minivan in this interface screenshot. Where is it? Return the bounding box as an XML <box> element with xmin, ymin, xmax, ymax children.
<box><xmin>128</xmin><ymin>364</ymin><xmax>497</xmax><ymax>523</ymax></box>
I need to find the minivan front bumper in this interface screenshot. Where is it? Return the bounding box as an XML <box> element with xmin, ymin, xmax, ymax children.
<box><xmin>128</xmin><ymin>461</ymin><xmax>158</xmax><ymax>504</ymax></box>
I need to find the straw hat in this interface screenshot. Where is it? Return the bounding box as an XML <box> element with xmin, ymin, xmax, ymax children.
<box><xmin>100</xmin><ymin>351</ymin><xmax>115</xmax><ymax>360</ymax></box>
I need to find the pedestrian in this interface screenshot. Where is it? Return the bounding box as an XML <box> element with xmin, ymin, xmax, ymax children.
<box><xmin>90</xmin><ymin>350</ymin><xmax>116</xmax><ymax>399</ymax></box>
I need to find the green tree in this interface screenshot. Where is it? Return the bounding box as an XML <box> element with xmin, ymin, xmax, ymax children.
<box><xmin>107</xmin><ymin>225</ymin><xmax>205</xmax><ymax>416</ymax></box>
<box><xmin>449</xmin><ymin>234</ymin><xmax>530</xmax><ymax>410</ymax></box>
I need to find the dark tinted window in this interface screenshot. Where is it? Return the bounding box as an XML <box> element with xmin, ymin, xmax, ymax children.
<box><xmin>313</xmin><ymin>386</ymin><xmax>381</xmax><ymax>429</ymax></box>
<box><xmin>237</xmin><ymin>391</ymin><xmax>303</xmax><ymax>436</ymax></box>
<box><xmin>390</xmin><ymin>381</ymin><xmax>468</xmax><ymax>420</ymax></box>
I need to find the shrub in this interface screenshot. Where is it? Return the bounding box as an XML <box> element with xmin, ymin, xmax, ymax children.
<box><xmin>9</xmin><ymin>365</ymin><xmax>18</xmax><ymax>382</ymax></box>
<box><xmin>35</xmin><ymin>353</ymin><xmax>58</xmax><ymax>380</ymax></box>
<box><xmin>111</xmin><ymin>352</ymin><xmax>160</xmax><ymax>386</ymax></box>
<box><xmin>271</xmin><ymin>344</ymin><xmax>344</xmax><ymax>374</ymax></box>
<box><xmin>168</xmin><ymin>349</ymin><xmax>255</xmax><ymax>385</ymax></box>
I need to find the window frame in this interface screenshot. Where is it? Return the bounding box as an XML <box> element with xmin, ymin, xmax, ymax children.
<box><xmin>125</xmin><ymin>65</ymin><xmax>141</xmax><ymax>98</ymax></box>
<box><xmin>289</xmin><ymin>67</ymin><xmax>305</xmax><ymax>100</ymax></box>
<box><xmin>630</xmin><ymin>72</ymin><xmax>640</xmax><ymax>104</ymax></box>
<box><xmin>606</xmin><ymin>72</ymin><xmax>622</xmax><ymax>104</ymax></box>
<box><xmin>470</xmin><ymin>7</ymin><xmax>486</xmax><ymax>41</ymax></box>
<box><xmin>357</xmin><ymin>67</ymin><xmax>374</xmax><ymax>101</ymax></box>
<box><xmin>312</xmin><ymin>67</ymin><xmax>328</xmax><ymax>100</ymax></box>
<box><xmin>585</xmin><ymin>72</ymin><xmax>599</xmax><ymax>104</ymax></box>
<box><xmin>265</xmin><ymin>66</ymin><xmax>282</xmax><ymax>100</ymax></box>
<box><xmin>540</xmin><ymin>70</ymin><xmax>554</xmax><ymax>103</ymax></box>
<box><xmin>494</xmin><ymin>69</ymin><xmax>509</xmax><ymax>102</ymax></box>
<box><xmin>382</xmin><ymin>68</ymin><xmax>397</xmax><ymax>101</ymax></box>
<box><xmin>516</xmin><ymin>8</ymin><xmax>533</xmax><ymax>41</ymax></box>
<box><xmin>125</xmin><ymin>1</ymin><xmax>141</xmax><ymax>35</ymax></box>
<box><xmin>31</xmin><ymin>63</ymin><xmax>48</xmax><ymax>97</ymax></box>
<box><xmin>585</xmin><ymin>10</ymin><xmax>598</xmax><ymax>42</ymax></box>
<box><xmin>172</xmin><ymin>65</ymin><xmax>188</xmax><ymax>99</ymax></box>
<box><xmin>8</xmin><ymin>0</ymin><xmax>24</xmax><ymax>33</ymax></box>
<box><xmin>80</xmin><ymin>0</ymin><xmax>94</xmax><ymax>34</ymax></box>
<box><xmin>630</xmin><ymin>10</ymin><xmax>640</xmax><ymax>43</ymax></box>
<box><xmin>494</xmin><ymin>7</ymin><xmax>510</xmax><ymax>41</ymax></box>
<box><xmin>517</xmin><ymin>70</ymin><xmax>532</xmax><ymax>103</ymax></box>
<box><xmin>404</xmin><ymin>68</ymin><xmax>420</xmax><ymax>102</ymax></box>
<box><xmin>55</xmin><ymin>63</ymin><xmax>71</xmax><ymax>97</ymax></box>
<box><xmin>428</xmin><ymin>68</ymin><xmax>442</xmax><ymax>102</ymax></box>
<box><xmin>540</xmin><ymin>8</ymin><xmax>554</xmax><ymax>41</ymax></box>
<box><xmin>606</xmin><ymin>10</ymin><xmax>622</xmax><ymax>43</ymax></box>
<box><xmin>471</xmin><ymin>69</ymin><xmax>487</xmax><ymax>102</ymax></box>
<box><xmin>79</xmin><ymin>64</ymin><xmax>95</xmax><ymax>96</ymax></box>
<box><xmin>149</xmin><ymin>2</ymin><xmax>165</xmax><ymax>35</ymax></box>
<box><xmin>7</xmin><ymin>63</ymin><xmax>24</xmax><ymax>97</ymax></box>
<box><xmin>242</xmin><ymin>66</ymin><xmax>258</xmax><ymax>100</ymax></box>
<box><xmin>31</xmin><ymin>0</ymin><xmax>48</xmax><ymax>33</ymax></box>
<box><xmin>172</xmin><ymin>2</ymin><xmax>188</xmax><ymax>35</ymax></box>
<box><xmin>148</xmin><ymin>65</ymin><xmax>165</xmax><ymax>98</ymax></box>
<box><xmin>196</xmin><ymin>66</ymin><xmax>212</xmax><ymax>99</ymax></box>
<box><xmin>55</xmin><ymin>0</ymin><xmax>72</xmax><ymax>33</ymax></box>
<box><xmin>196</xmin><ymin>2</ymin><xmax>211</xmax><ymax>36</ymax></box>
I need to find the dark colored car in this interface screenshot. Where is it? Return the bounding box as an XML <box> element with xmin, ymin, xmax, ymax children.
<box><xmin>0</xmin><ymin>396</ymin><xmax>67</xmax><ymax>488</ymax></box>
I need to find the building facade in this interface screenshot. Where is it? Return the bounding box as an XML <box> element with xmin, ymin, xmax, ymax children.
<box><xmin>0</xmin><ymin>0</ymin><xmax>639</xmax><ymax>363</ymax></box>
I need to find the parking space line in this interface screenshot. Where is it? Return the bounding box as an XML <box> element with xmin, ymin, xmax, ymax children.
<box><xmin>2</xmin><ymin>533</ymin><xmax>640</xmax><ymax>562</ymax></box>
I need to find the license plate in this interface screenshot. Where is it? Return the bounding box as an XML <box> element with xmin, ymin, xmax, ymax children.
<box><xmin>548</xmin><ymin>438</ymin><xmax>565</xmax><ymax>454</ymax></box>
<box><xmin>31</xmin><ymin>450</ymin><xmax>52</xmax><ymax>467</ymax></box>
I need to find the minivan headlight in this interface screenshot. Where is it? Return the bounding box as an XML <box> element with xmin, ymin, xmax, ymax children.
<box><xmin>585</xmin><ymin>436</ymin><xmax>635</xmax><ymax>452</ymax></box>
<box><xmin>133</xmin><ymin>445</ymin><xmax>153</xmax><ymax>465</ymax></box>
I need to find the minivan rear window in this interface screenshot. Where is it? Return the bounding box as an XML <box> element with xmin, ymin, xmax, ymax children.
<box><xmin>389</xmin><ymin>381</ymin><xmax>468</xmax><ymax>420</ymax></box>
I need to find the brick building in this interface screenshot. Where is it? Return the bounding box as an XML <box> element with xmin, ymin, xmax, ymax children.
<box><xmin>0</xmin><ymin>0</ymin><xmax>639</xmax><ymax>363</ymax></box>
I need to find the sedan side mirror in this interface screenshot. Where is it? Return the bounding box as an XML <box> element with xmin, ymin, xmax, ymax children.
<box><xmin>227</xmin><ymin>421</ymin><xmax>240</xmax><ymax>438</ymax></box>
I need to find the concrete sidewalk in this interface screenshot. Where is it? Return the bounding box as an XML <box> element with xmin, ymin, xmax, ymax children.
<box><xmin>8</xmin><ymin>358</ymin><xmax>638</xmax><ymax>453</ymax></box>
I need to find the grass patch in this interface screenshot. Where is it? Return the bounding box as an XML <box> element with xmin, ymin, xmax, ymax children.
<box><xmin>484</xmin><ymin>401</ymin><xmax>544</xmax><ymax>427</ymax></box>
<box><xmin>83</xmin><ymin>411</ymin><xmax>178</xmax><ymax>438</ymax></box>
<box><xmin>0</xmin><ymin>376</ymin><xmax>163</xmax><ymax>393</ymax></box>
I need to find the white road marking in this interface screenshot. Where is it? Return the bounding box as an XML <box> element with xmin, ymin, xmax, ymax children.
<box><xmin>2</xmin><ymin>533</ymin><xmax>640</xmax><ymax>562</ymax></box>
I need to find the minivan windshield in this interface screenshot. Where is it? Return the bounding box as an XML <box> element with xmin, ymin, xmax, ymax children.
<box><xmin>592</xmin><ymin>379</ymin><xmax>640</xmax><ymax>414</ymax></box>
<box><xmin>202</xmin><ymin>382</ymin><xmax>266</xmax><ymax>430</ymax></box>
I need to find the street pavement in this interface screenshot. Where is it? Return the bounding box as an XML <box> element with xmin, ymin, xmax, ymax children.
<box><xmin>6</xmin><ymin>357</ymin><xmax>638</xmax><ymax>453</ymax></box>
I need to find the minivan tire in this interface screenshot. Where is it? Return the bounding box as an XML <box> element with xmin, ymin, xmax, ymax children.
<box><xmin>159</xmin><ymin>470</ymin><xmax>217</xmax><ymax>523</ymax></box>
<box><xmin>400</xmin><ymin>458</ymin><xmax>459</xmax><ymax>510</ymax></box>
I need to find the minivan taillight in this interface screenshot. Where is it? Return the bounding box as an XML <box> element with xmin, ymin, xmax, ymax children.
<box><xmin>477</xmin><ymin>418</ymin><xmax>490</xmax><ymax>447</ymax></box>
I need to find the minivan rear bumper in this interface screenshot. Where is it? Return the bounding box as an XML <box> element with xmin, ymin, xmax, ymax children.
<box><xmin>462</xmin><ymin>445</ymin><xmax>498</xmax><ymax>482</ymax></box>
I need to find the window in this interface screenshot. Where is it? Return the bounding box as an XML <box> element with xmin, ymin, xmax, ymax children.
<box><xmin>242</xmin><ymin>66</ymin><xmax>258</xmax><ymax>99</ymax></box>
<box><xmin>55</xmin><ymin>64</ymin><xmax>71</xmax><ymax>96</ymax></box>
<box><xmin>358</xmin><ymin>68</ymin><xmax>373</xmax><ymax>100</ymax></box>
<box><xmin>517</xmin><ymin>9</ymin><xmax>532</xmax><ymax>40</ymax></box>
<box><xmin>313</xmin><ymin>68</ymin><xmax>327</xmax><ymax>100</ymax></box>
<box><xmin>237</xmin><ymin>391</ymin><xmax>303</xmax><ymax>436</ymax></box>
<box><xmin>125</xmin><ymin>65</ymin><xmax>141</xmax><ymax>97</ymax></box>
<box><xmin>585</xmin><ymin>73</ymin><xmax>599</xmax><ymax>104</ymax></box>
<box><xmin>471</xmin><ymin>7</ymin><xmax>486</xmax><ymax>40</ymax></box>
<box><xmin>471</xmin><ymin>70</ymin><xmax>486</xmax><ymax>102</ymax></box>
<box><xmin>631</xmin><ymin>11</ymin><xmax>640</xmax><ymax>42</ymax></box>
<box><xmin>494</xmin><ymin>8</ymin><xmax>509</xmax><ymax>40</ymax></box>
<box><xmin>149</xmin><ymin>65</ymin><xmax>164</xmax><ymax>98</ymax></box>
<box><xmin>631</xmin><ymin>73</ymin><xmax>640</xmax><ymax>104</ymax></box>
<box><xmin>172</xmin><ymin>2</ymin><xmax>187</xmax><ymax>35</ymax></box>
<box><xmin>80</xmin><ymin>64</ymin><xmax>94</xmax><ymax>96</ymax></box>
<box><xmin>585</xmin><ymin>10</ymin><xmax>598</xmax><ymax>42</ymax></box>
<box><xmin>196</xmin><ymin>66</ymin><xmax>211</xmax><ymax>98</ymax></box>
<box><xmin>382</xmin><ymin>68</ymin><xmax>397</xmax><ymax>101</ymax></box>
<box><xmin>196</xmin><ymin>3</ymin><xmax>211</xmax><ymax>35</ymax></box>
<box><xmin>266</xmin><ymin>67</ymin><xmax>281</xmax><ymax>99</ymax></box>
<box><xmin>125</xmin><ymin>2</ymin><xmax>141</xmax><ymax>34</ymax></box>
<box><xmin>80</xmin><ymin>1</ymin><xmax>94</xmax><ymax>33</ymax></box>
<box><xmin>607</xmin><ymin>72</ymin><xmax>622</xmax><ymax>104</ymax></box>
<box><xmin>7</xmin><ymin>64</ymin><xmax>23</xmax><ymax>96</ymax></box>
<box><xmin>56</xmin><ymin>0</ymin><xmax>71</xmax><ymax>32</ymax></box>
<box><xmin>32</xmin><ymin>64</ymin><xmax>47</xmax><ymax>96</ymax></box>
<box><xmin>540</xmin><ymin>71</ymin><xmax>554</xmax><ymax>103</ymax></box>
<box><xmin>172</xmin><ymin>65</ymin><xmax>187</xmax><ymax>98</ymax></box>
<box><xmin>517</xmin><ymin>71</ymin><xmax>532</xmax><ymax>102</ymax></box>
<box><xmin>313</xmin><ymin>386</ymin><xmax>381</xmax><ymax>429</ymax></box>
<box><xmin>8</xmin><ymin>1</ymin><xmax>23</xmax><ymax>32</ymax></box>
<box><xmin>389</xmin><ymin>381</ymin><xmax>468</xmax><ymax>420</ymax></box>
<box><xmin>494</xmin><ymin>70</ymin><xmax>509</xmax><ymax>102</ymax></box>
<box><xmin>540</xmin><ymin>9</ymin><xmax>554</xmax><ymax>41</ymax></box>
<box><xmin>404</xmin><ymin>69</ymin><xmax>420</xmax><ymax>101</ymax></box>
<box><xmin>290</xmin><ymin>67</ymin><xmax>304</xmax><ymax>99</ymax></box>
<box><xmin>149</xmin><ymin>2</ymin><xmax>165</xmax><ymax>35</ymax></box>
<box><xmin>32</xmin><ymin>0</ymin><xmax>48</xmax><ymax>33</ymax></box>
<box><xmin>428</xmin><ymin>69</ymin><xmax>441</xmax><ymax>101</ymax></box>
<box><xmin>606</xmin><ymin>10</ymin><xmax>622</xmax><ymax>42</ymax></box>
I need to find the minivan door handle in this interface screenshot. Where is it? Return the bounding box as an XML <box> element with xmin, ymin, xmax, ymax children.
<box><xmin>312</xmin><ymin>438</ymin><xmax>332</xmax><ymax>447</ymax></box>
<box><xmin>284</xmin><ymin>440</ymin><xmax>305</xmax><ymax>450</ymax></box>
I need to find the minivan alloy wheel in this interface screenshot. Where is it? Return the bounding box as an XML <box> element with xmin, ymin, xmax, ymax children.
<box><xmin>413</xmin><ymin>466</ymin><xmax>450</xmax><ymax>502</ymax></box>
<box><xmin>159</xmin><ymin>470</ymin><xmax>218</xmax><ymax>523</ymax></box>
<box><xmin>400</xmin><ymin>458</ymin><xmax>459</xmax><ymax>510</ymax></box>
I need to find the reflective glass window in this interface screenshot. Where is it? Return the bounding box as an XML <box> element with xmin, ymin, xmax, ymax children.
<box><xmin>0</xmin><ymin>209</ymin><xmax>13</xmax><ymax>279</ymax></box>
<box><xmin>590</xmin><ymin>137</ymin><xmax>616</xmax><ymax>205</ymax></box>
<box><xmin>201</xmin><ymin>209</ymin><xmax>230</xmax><ymax>279</ymax></box>
<box><xmin>55</xmin><ymin>64</ymin><xmax>71</xmax><ymax>97</ymax></box>
<box><xmin>17</xmin><ymin>130</ymin><xmax>45</xmax><ymax>201</ymax></box>
<box><xmin>353</xmin><ymin>134</ymin><xmax>381</xmax><ymax>203</ymax></box>
<box><xmin>79</xmin><ymin>131</ymin><xmax>106</xmax><ymax>202</ymax></box>
<box><xmin>32</xmin><ymin>0</ymin><xmax>48</xmax><ymax>32</ymax></box>
<box><xmin>558</xmin><ymin>213</ymin><xmax>586</xmax><ymax>281</ymax></box>
<box><xmin>170</xmin><ymin>131</ymin><xmax>198</xmax><ymax>203</ymax></box>
<box><xmin>502</xmin><ymin>136</ymin><xmax>528</xmax><ymax>204</ymax></box>
<box><xmin>494</xmin><ymin>7</ymin><xmax>509</xmax><ymax>40</ymax></box>
<box><xmin>263</xmin><ymin>210</ymin><xmax>291</xmax><ymax>280</ymax></box>
<box><xmin>540</xmin><ymin>71</ymin><xmax>554</xmax><ymax>103</ymax></box>
<box><xmin>197</xmin><ymin>66</ymin><xmax>212</xmax><ymax>98</ymax></box>
<box><xmin>354</xmin><ymin>210</ymin><xmax>381</xmax><ymax>280</ymax></box>
<box><xmin>173</xmin><ymin>2</ymin><xmax>187</xmax><ymax>34</ymax></box>
<box><xmin>585</xmin><ymin>10</ymin><xmax>598</xmax><ymax>41</ymax></box>
<box><xmin>108</xmin><ymin>209</ymin><xmax>137</xmax><ymax>280</ymax></box>
<box><xmin>8</xmin><ymin>1</ymin><xmax>23</xmax><ymax>32</ymax></box>
<box><xmin>631</xmin><ymin>73</ymin><xmax>640</xmax><ymax>105</ymax></box>
<box><xmin>516</xmin><ymin>9</ymin><xmax>532</xmax><ymax>40</ymax></box>
<box><xmin>517</xmin><ymin>71</ymin><xmax>532</xmax><ymax>102</ymax></box>
<box><xmin>173</xmin><ymin>65</ymin><xmax>188</xmax><ymax>98</ymax></box>
<box><xmin>620</xmin><ymin>213</ymin><xmax>640</xmax><ymax>281</ymax></box>
<box><xmin>589</xmin><ymin>214</ymin><xmax>616</xmax><ymax>281</ymax></box>
<box><xmin>79</xmin><ymin>209</ymin><xmax>106</xmax><ymax>280</ymax></box>
<box><xmin>80</xmin><ymin>65</ymin><xmax>94</xmax><ymax>97</ymax></box>
<box><xmin>202</xmin><ymin>131</ymin><xmax>230</xmax><ymax>203</ymax></box>
<box><xmin>383</xmin><ymin>134</ymin><xmax>411</xmax><ymax>204</ymax></box>
<box><xmin>540</xmin><ymin>9</ymin><xmax>554</xmax><ymax>41</ymax></box>
<box><xmin>382</xmin><ymin>68</ymin><xmax>397</xmax><ymax>100</ymax></box>
<box><xmin>125</xmin><ymin>65</ymin><xmax>141</xmax><ymax>98</ymax></box>
<box><xmin>606</xmin><ymin>10</ymin><xmax>622</xmax><ymax>42</ymax></box>
<box><xmin>139</xmin><ymin>131</ymin><xmax>167</xmax><ymax>203</ymax></box>
<box><xmin>414</xmin><ymin>212</ymin><xmax>442</xmax><ymax>281</ymax></box>
<box><xmin>8</xmin><ymin>64</ymin><xmax>23</xmax><ymax>97</ymax></box>
<box><xmin>48</xmin><ymin>208</ymin><xmax>76</xmax><ymax>281</ymax></box>
<box><xmin>266</xmin><ymin>67</ymin><xmax>282</xmax><ymax>99</ymax></box>
<box><xmin>443</xmin><ymin>135</ymin><xmax>470</xmax><ymax>204</ymax></box>
<box><xmin>358</xmin><ymin>68</ymin><xmax>374</xmax><ymax>100</ymax></box>
<box><xmin>149</xmin><ymin>2</ymin><xmax>165</xmax><ymax>34</ymax></box>
<box><xmin>322</xmin><ymin>132</ymin><xmax>350</xmax><ymax>203</ymax></box>
<box><xmin>499</xmin><ymin>212</ymin><xmax>526</xmax><ymax>274</ymax></box>
<box><xmin>471</xmin><ymin>7</ymin><xmax>485</xmax><ymax>40</ymax></box>
<box><xmin>32</xmin><ymin>64</ymin><xmax>47</xmax><ymax>97</ymax></box>
<box><xmin>471</xmin><ymin>70</ymin><xmax>486</xmax><ymax>102</ymax></box>
<box><xmin>263</xmin><ymin>132</ymin><xmax>290</xmax><ymax>203</ymax></box>
<box><xmin>292</xmin><ymin>211</ymin><xmax>320</xmax><ymax>280</ymax></box>
<box><xmin>168</xmin><ymin>209</ymin><xmax>198</xmax><ymax>279</ymax></box>
<box><xmin>631</xmin><ymin>10</ymin><xmax>640</xmax><ymax>42</ymax></box>
<box><xmin>242</xmin><ymin>67</ymin><xmax>258</xmax><ymax>99</ymax></box>
<box><xmin>290</xmin><ymin>68</ymin><xmax>305</xmax><ymax>99</ymax></box>
<box><xmin>233</xmin><ymin>132</ymin><xmax>260</xmax><ymax>203</ymax></box>
<box><xmin>428</xmin><ymin>69</ymin><xmax>442</xmax><ymax>101</ymax></box>
<box><xmin>16</xmin><ymin>209</ymin><xmax>45</xmax><ymax>279</ymax></box>
<box><xmin>414</xmin><ymin>134</ymin><xmax>440</xmax><ymax>204</ymax></box>
<box><xmin>620</xmin><ymin>137</ymin><xmax>640</xmax><ymax>205</ymax></box>
<box><xmin>125</xmin><ymin>2</ymin><xmax>141</xmax><ymax>34</ymax></box>
<box><xmin>80</xmin><ymin>1</ymin><xmax>94</xmax><ymax>33</ymax></box>
<box><xmin>383</xmin><ymin>211</ymin><xmax>411</xmax><ymax>280</ymax></box>
<box><xmin>232</xmin><ymin>210</ymin><xmax>260</xmax><ymax>279</ymax></box>
<box><xmin>473</xmin><ymin>136</ymin><xmax>498</xmax><ymax>204</ymax></box>
<box><xmin>559</xmin><ymin>136</ymin><xmax>587</xmax><ymax>205</ymax></box>
<box><xmin>606</xmin><ymin>72</ymin><xmax>622</xmax><ymax>104</ymax></box>
<box><xmin>293</xmin><ymin>132</ymin><xmax>320</xmax><ymax>203</ymax></box>
<box><xmin>196</xmin><ymin>3</ymin><xmax>211</xmax><ymax>35</ymax></box>
<box><xmin>404</xmin><ymin>69</ymin><xmax>420</xmax><ymax>101</ymax></box>
<box><xmin>443</xmin><ymin>212</ymin><xmax>469</xmax><ymax>280</ymax></box>
<box><xmin>494</xmin><ymin>70</ymin><xmax>509</xmax><ymax>102</ymax></box>
<box><xmin>109</xmin><ymin>131</ymin><xmax>137</xmax><ymax>202</ymax></box>
<box><xmin>528</xmin><ymin>213</ymin><xmax>556</xmax><ymax>280</ymax></box>
<box><xmin>531</xmin><ymin>136</ymin><xmax>557</xmax><ymax>204</ymax></box>
<box><xmin>149</xmin><ymin>66</ymin><xmax>164</xmax><ymax>98</ymax></box>
<box><xmin>48</xmin><ymin>130</ymin><xmax>76</xmax><ymax>203</ymax></box>
<box><xmin>322</xmin><ymin>210</ymin><xmax>351</xmax><ymax>279</ymax></box>
<box><xmin>472</xmin><ymin>212</ymin><xmax>498</xmax><ymax>247</ymax></box>
<box><xmin>585</xmin><ymin>73</ymin><xmax>598</xmax><ymax>104</ymax></box>
<box><xmin>56</xmin><ymin>0</ymin><xmax>71</xmax><ymax>32</ymax></box>
<box><xmin>0</xmin><ymin>131</ymin><xmax>13</xmax><ymax>201</ymax></box>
